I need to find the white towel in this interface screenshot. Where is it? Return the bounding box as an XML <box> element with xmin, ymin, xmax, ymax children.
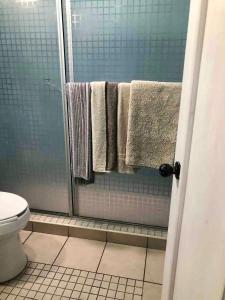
<box><xmin>91</xmin><ymin>81</ymin><xmax>107</xmax><ymax>172</ymax></box>
<box><xmin>126</xmin><ymin>80</ymin><xmax>181</xmax><ymax>169</ymax></box>
<box><xmin>117</xmin><ymin>83</ymin><xmax>134</xmax><ymax>174</ymax></box>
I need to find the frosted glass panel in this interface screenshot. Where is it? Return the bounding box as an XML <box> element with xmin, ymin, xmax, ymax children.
<box><xmin>70</xmin><ymin>0</ymin><xmax>189</xmax><ymax>82</ymax></box>
<box><xmin>0</xmin><ymin>0</ymin><xmax>69</xmax><ymax>212</ymax></box>
<box><xmin>67</xmin><ymin>0</ymin><xmax>190</xmax><ymax>226</ymax></box>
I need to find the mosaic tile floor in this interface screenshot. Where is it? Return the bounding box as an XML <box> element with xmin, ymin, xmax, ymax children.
<box><xmin>0</xmin><ymin>231</ymin><xmax>163</xmax><ymax>300</ymax></box>
<box><xmin>30</xmin><ymin>212</ymin><xmax>167</xmax><ymax>239</ymax></box>
<box><xmin>0</xmin><ymin>262</ymin><xmax>143</xmax><ymax>300</ymax></box>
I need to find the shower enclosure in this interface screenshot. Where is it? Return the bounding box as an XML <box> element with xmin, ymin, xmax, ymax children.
<box><xmin>0</xmin><ymin>0</ymin><xmax>190</xmax><ymax>227</ymax></box>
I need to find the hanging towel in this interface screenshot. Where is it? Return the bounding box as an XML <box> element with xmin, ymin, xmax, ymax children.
<box><xmin>106</xmin><ymin>82</ymin><xmax>118</xmax><ymax>171</ymax></box>
<box><xmin>117</xmin><ymin>83</ymin><xmax>134</xmax><ymax>174</ymax></box>
<box><xmin>91</xmin><ymin>81</ymin><xmax>107</xmax><ymax>172</ymax></box>
<box><xmin>126</xmin><ymin>81</ymin><xmax>182</xmax><ymax>169</ymax></box>
<box><xmin>66</xmin><ymin>82</ymin><xmax>94</xmax><ymax>181</ymax></box>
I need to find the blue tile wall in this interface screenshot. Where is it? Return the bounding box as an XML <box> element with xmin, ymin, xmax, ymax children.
<box><xmin>70</xmin><ymin>0</ymin><xmax>190</xmax><ymax>82</ymax></box>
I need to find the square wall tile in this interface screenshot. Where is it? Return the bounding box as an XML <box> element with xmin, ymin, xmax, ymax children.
<box><xmin>145</xmin><ymin>249</ymin><xmax>165</xmax><ymax>284</ymax></box>
<box><xmin>55</xmin><ymin>237</ymin><xmax>105</xmax><ymax>272</ymax></box>
<box><xmin>143</xmin><ymin>282</ymin><xmax>162</xmax><ymax>300</ymax></box>
<box><xmin>69</xmin><ymin>227</ymin><xmax>106</xmax><ymax>242</ymax></box>
<box><xmin>148</xmin><ymin>237</ymin><xmax>166</xmax><ymax>250</ymax></box>
<box><xmin>107</xmin><ymin>232</ymin><xmax>147</xmax><ymax>248</ymax></box>
<box><xmin>33</xmin><ymin>222</ymin><xmax>68</xmax><ymax>236</ymax></box>
<box><xmin>98</xmin><ymin>243</ymin><xmax>146</xmax><ymax>280</ymax></box>
<box><xmin>24</xmin><ymin>232</ymin><xmax>67</xmax><ymax>264</ymax></box>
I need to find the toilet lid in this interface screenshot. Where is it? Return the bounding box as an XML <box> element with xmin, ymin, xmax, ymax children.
<box><xmin>0</xmin><ymin>192</ymin><xmax>28</xmax><ymax>221</ymax></box>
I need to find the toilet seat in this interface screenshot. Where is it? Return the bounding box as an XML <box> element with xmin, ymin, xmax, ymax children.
<box><xmin>0</xmin><ymin>192</ymin><xmax>30</xmax><ymax>236</ymax></box>
<box><xmin>0</xmin><ymin>192</ymin><xmax>28</xmax><ymax>223</ymax></box>
<box><xmin>0</xmin><ymin>192</ymin><xmax>30</xmax><ymax>283</ymax></box>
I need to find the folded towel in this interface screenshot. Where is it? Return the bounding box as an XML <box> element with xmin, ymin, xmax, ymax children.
<box><xmin>106</xmin><ymin>82</ymin><xmax>118</xmax><ymax>171</ymax></box>
<box><xmin>66</xmin><ymin>82</ymin><xmax>94</xmax><ymax>181</ymax></box>
<box><xmin>117</xmin><ymin>83</ymin><xmax>134</xmax><ymax>174</ymax></box>
<box><xmin>91</xmin><ymin>81</ymin><xmax>107</xmax><ymax>172</ymax></box>
<box><xmin>126</xmin><ymin>81</ymin><xmax>182</xmax><ymax>168</ymax></box>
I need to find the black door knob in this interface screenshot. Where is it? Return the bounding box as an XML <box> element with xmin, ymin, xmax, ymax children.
<box><xmin>159</xmin><ymin>162</ymin><xmax>181</xmax><ymax>180</ymax></box>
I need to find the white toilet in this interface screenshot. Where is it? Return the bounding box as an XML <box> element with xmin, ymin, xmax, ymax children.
<box><xmin>0</xmin><ymin>192</ymin><xmax>30</xmax><ymax>282</ymax></box>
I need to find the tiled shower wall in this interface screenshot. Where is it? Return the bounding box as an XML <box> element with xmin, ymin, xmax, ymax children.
<box><xmin>76</xmin><ymin>170</ymin><xmax>172</xmax><ymax>227</ymax></box>
<box><xmin>66</xmin><ymin>0</ymin><xmax>190</xmax><ymax>226</ymax></box>
<box><xmin>69</xmin><ymin>0</ymin><xmax>190</xmax><ymax>82</ymax></box>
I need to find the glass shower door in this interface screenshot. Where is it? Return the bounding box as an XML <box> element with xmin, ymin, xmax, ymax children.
<box><xmin>63</xmin><ymin>0</ymin><xmax>190</xmax><ymax>226</ymax></box>
<box><xmin>0</xmin><ymin>0</ymin><xmax>71</xmax><ymax>213</ymax></box>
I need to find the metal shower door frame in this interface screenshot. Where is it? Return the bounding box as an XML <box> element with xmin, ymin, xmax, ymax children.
<box><xmin>56</xmin><ymin>0</ymin><xmax>74</xmax><ymax>216</ymax></box>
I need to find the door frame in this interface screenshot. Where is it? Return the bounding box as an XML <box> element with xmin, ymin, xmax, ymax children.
<box><xmin>161</xmin><ymin>0</ymin><xmax>209</xmax><ymax>299</ymax></box>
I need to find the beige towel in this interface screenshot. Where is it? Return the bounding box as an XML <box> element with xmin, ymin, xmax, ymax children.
<box><xmin>126</xmin><ymin>81</ymin><xmax>181</xmax><ymax>168</ymax></box>
<box><xmin>91</xmin><ymin>81</ymin><xmax>107</xmax><ymax>172</ymax></box>
<box><xmin>117</xmin><ymin>83</ymin><xmax>134</xmax><ymax>174</ymax></box>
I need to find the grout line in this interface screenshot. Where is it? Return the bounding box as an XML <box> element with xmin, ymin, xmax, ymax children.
<box><xmin>52</xmin><ymin>236</ymin><xmax>69</xmax><ymax>265</ymax></box>
<box><xmin>143</xmin><ymin>246</ymin><xmax>148</xmax><ymax>282</ymax></box>
<box><xmin>52</xmin><ymin>264</ymin><xmax>70</xmax><ymax>299</ymax></box>
<box><xmin>21</xmin><ymin>231</ymin><xmax>33</xmax><ymax>244</ymax></box>
<box><xmin>124</xmin><ymin>274</ymin><xmax>129</xmax><ymax>299</ymax></box>
<box><xmin>94</xmin><ymin>271</ymin><xmax>107</xmax><ymax>299</ymax></box>
<box><xmin>96</xmin><ymin>241</ymin><xmax>107</xmax><ymax>273</ymax></box>
<box><xmin>144</xmin><ymin>280</ymin><xmax>163</xmax><ymax>286</ymax></box>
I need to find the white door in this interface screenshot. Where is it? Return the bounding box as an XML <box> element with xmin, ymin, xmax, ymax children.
<box><xmin>163</xmin><ymin>0</ymin><xmax>225</xmax><ymax>299</ymax></box>
<box><xmin>162</xmin><ymin>0</ymin><xmax>209</xmax><ymax>299</ymax></box>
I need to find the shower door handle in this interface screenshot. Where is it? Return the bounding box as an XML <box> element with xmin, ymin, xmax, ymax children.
<box><xmin>159</xmin><ymin>161</ymin><xmax>181</xmax><ymax>180</ymax></box>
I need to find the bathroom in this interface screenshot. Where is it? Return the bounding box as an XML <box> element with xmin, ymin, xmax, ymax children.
<box><xmin>0</xmin><ymin>0</ymin><xmax>225</xmax><ymax>300</ymax></box>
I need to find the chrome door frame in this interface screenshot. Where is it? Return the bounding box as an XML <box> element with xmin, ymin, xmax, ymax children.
<box><xmin>56</xmin><ymin>0</ymin><xmax>74</xmax><ymax>215</ymax></box>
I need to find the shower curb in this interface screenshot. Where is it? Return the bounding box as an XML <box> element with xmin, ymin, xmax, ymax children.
<box><xmin>24</xmin><ymin>212</ymin><xmax>167</xmax><ymax>250</ymax></box>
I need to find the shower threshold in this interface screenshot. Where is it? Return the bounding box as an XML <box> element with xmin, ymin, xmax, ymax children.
<box><xmin>26</xmin><ymin>211</ymin><xmax>167</xmax><ymax>250</ymax></box>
